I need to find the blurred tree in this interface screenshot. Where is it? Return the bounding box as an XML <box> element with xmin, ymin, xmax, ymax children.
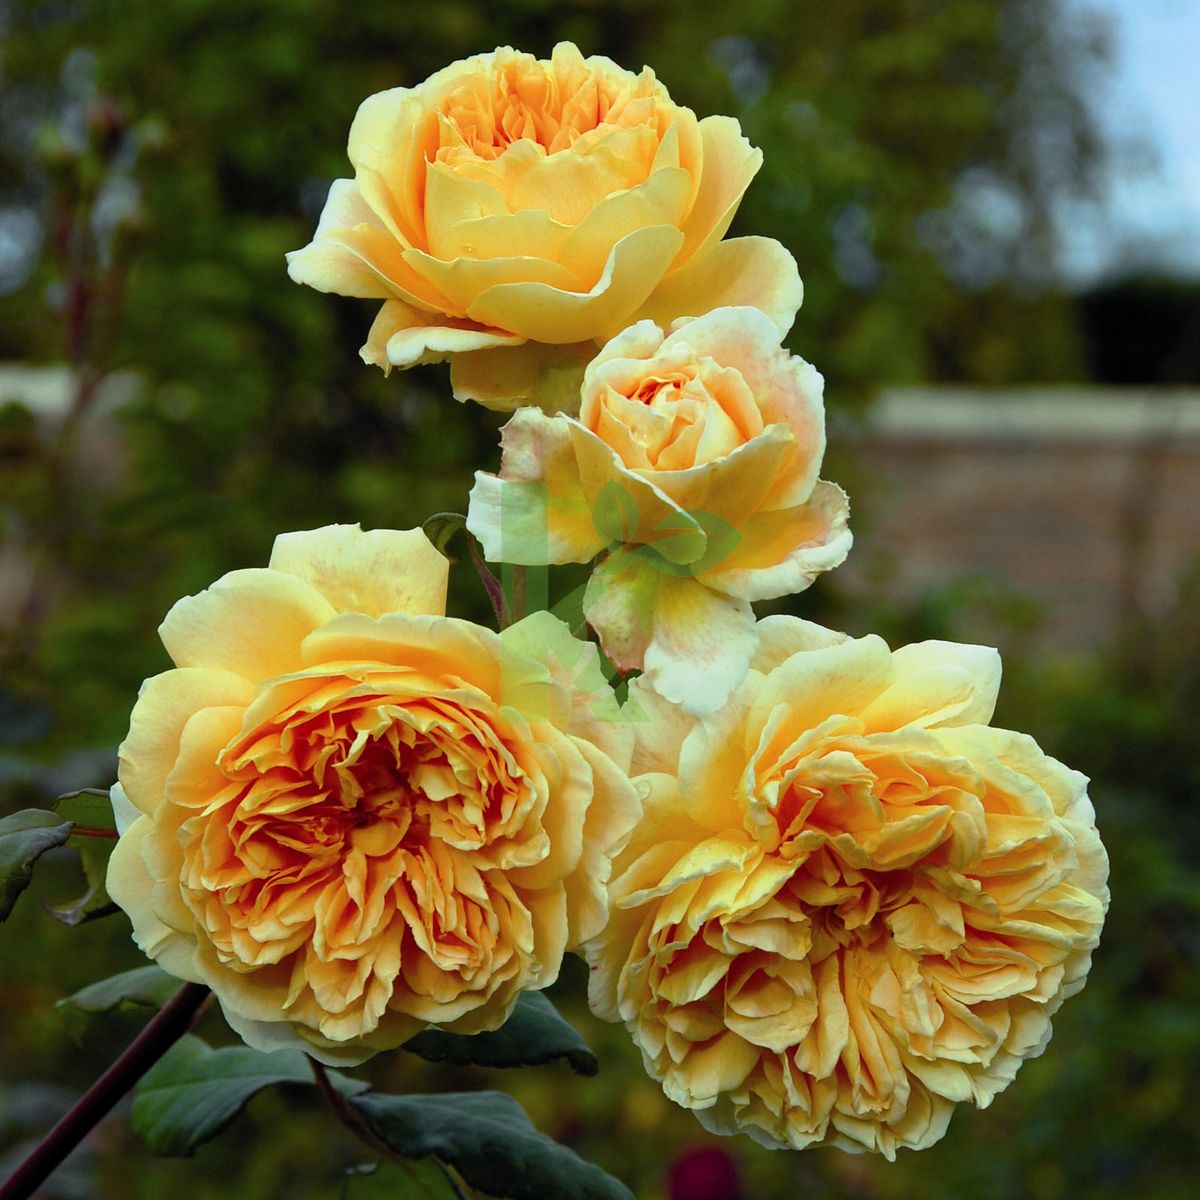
<box><xmin>0</xmin><ymin>0</ymin><xmax>1113</xmax><ymax>734</ymax></box>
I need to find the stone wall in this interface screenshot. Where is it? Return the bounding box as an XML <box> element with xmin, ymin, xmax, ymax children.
<box><xmin>839</xmin><ymin>388</ymin><xmax>1200</xmax><ymax>651</ymax></box>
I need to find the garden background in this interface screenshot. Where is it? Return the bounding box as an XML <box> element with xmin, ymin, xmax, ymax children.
<box><xmin>1</xmin><ymin>2</ymin><xmax>1198</xmax><ymax>1198</ymax></box>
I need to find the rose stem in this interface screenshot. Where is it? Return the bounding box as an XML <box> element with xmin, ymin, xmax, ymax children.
<box><xmin>505</xmin><ymin>564</ymin><xmax>528</xmax><ymax>628</ymax></box>
<box><xmin>463</xmin><ymin>533</ymin><xmax>507</xmax><ymax>629</ymax></box>
<box><xmin>307</xmin><ymin>1059</ymin><xmax>474</xmax><ymax>1198</ymax></box>
<box><xmin>0</xmin><ymin>982</ymin><xmax>211</xmax><ymax>1200</ymax></box>
<box><xmin>307</xmin><ymin>1057</ymin><xmax>384</xmax><ymax>1151</ymax></box>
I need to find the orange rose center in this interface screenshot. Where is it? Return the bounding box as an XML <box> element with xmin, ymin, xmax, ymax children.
<box><xmin>175</xmin><ymin>673</ymin><xmax>543</xmax><ymax>977</ymax></box>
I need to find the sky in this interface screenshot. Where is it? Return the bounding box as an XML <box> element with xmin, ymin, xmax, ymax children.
<box><xmin>1062</xmin><ymin>0</ymin><xmax>1200</xmax><ymax>282</ymax></box>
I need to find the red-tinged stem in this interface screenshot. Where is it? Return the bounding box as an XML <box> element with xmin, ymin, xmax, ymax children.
<box><xmin>0</xmin><ymin>982</ymin><xmax>211</xmax><ymax>1200</ymax></box>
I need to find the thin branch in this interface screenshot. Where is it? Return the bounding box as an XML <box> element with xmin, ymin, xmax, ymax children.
<box><xmin>0</xmin><ymin>982</ymin><xmax>211</xmax><ymax>1200</ymax></box>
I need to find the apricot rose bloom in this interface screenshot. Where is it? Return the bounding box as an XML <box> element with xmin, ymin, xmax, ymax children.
<box><xmin>467</xmin><ymin>307</ymin><xmax>851</xmax><ymax>714</ymax></box>
<box><xmin>106</xmin><ymin>525</ymin><xmax>640</xmax><ymax>1065</ymax></box>
<box><xmin>286</xmin><ymin>43</ymin><xmax>801</xmax><ymax>410</ymax></box>
<box><xmin>586</xmin><ymin>617</ymin><xmax>1109</xmax><ymax>1156</ymax></box>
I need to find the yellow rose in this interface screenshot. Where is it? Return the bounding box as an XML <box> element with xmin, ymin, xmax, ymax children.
<box><xmin>106</xmin><ymin>524</ymin><xmax>641</xmax><ymax>1065</ymax></box>
<box><xmin>586</xmin><ymin>617</ymin><xmax>1109</xmax><ymax>1157</ymax></box>
<box><xmin>286</xmin><ymin>43</ymin><xmax>802</xmax><ymax>410</ymax></box>
<box><xmin>466</xmin><ymin>307</ymin><xmax>851</xmax><ymax>713</ymax></box>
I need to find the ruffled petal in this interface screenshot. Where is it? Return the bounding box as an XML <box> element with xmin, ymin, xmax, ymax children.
<box><xmin>268</xmin><ymin>523</ymin><xmax>449</xmax><ymax>619</ymax></box>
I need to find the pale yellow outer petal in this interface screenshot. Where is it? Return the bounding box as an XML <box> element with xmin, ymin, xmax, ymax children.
<box><xmin>449</xmin><ymin>341</ymin><xmax>594</xmax><ymax>412</ymax></box>
<box><xmin>359</xmin><ymin>299</ymin><xmax>525</xmax><ymax>374</ymax></box>
<box><xmin>268</xmin><ymin>524</ymin><xmax>449</xmax><ymax>619</ymax></box>
<box><xmin>118</xmin><ymin>667</ymin><xmax>254</xmax><ymax>813</ymax></box>
<box><xmin>106</xmin><ymin>817</ymin><xmax>201</xmax><ymax>982</ymax></box>
<box><xmin>861</xmin><ymin>641</ymin><xmax>1003</xmax><ymax>732</ymax></box>
<box><xmin>499</xmin><ymin>609</ymin><xmax>635</xmax><ymax>773</ymax></box>
<box><xmin>465</xmin><ymin>225</ymin><xmax>685</xmax><ymax>344</ymax></box>
<box><xmin>159</xmin><ymin>568</ymin><xmax>336</xmax><ymax>680</ymax></box>
<box><xmin>633</xmin><ymin>235</ymin><xmax>804</xmax><ymax>338</ymax></box>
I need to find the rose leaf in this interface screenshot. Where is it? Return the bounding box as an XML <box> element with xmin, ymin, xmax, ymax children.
<box><xmin>350</xmin><ymin>1090</ymin><xmax>634</xmax><ymax>1200</ymax></box>
<box><xmin>402</xmin><ymin>991</ymin><xmax>598</xmax><ymax>1076</ymax></box>
<box><xmin>46</xmin><ymin>788</ymin><xmax>119</xmax><ymax>925</ymax></box>
<box><xmin>0</xmin><ymin>808</ymin><xmax>72</xmax><ymax>921</ymax></box>
<box><xmin>132</xmin><ymin>1034</ymin><xmax>366</xmax><ymax>1156</ymax></box>
<box><xmin>56</xmin><ymin>965</ymin><xmax>179</xmax><ymax>1037</ymax></box>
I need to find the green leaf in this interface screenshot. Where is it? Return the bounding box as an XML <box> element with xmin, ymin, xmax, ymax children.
<box><xmin>343</xmin><ymin>1161</ymin><xmax>464</xmax><ymax>1200</ymax></box>
<box><xmin>46</xmin><ymin>788</ymin><xmax>119</xmax><ymax>925</ymax></box>
<box><xmin>422</xmin><ymin>512</ymin><xmax>467</xmax><ymax>558</ymax></box>
<box><xmin>57</xmin><ymin>965</ymin><xmax>179</xmax><ymax>1037</ymax></box>
<box><xmin>403</xmin><ymin>992</ymin><xmax>598</xmax><ymax>1077</ymax></box>
<box><xmin>54</xmin><ymin>788</ymin><xmax>117</xmax><ymax>839</ymax></box>
<box><xmin>351</xmin><ymin>1091</ymin><xmax>633</xmax><ymax>1200</ymax></box>
<box><xmin>0</xmin><ymin>808</ymin><xmax>72</xmax><ymax>921</ymax></box>
<box><xmin>132</xmin><ymin>1034</ymin><xmax>366</xmax><ymax>1156</ymax></box>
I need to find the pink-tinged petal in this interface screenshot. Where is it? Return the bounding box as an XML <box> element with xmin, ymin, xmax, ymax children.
<box><xmin>660</xmin><ymin>307</ymin><xmax>828</xmax><ymax>507</ymax></box>
<box><xmin>467</xmin><ymin>409</ymin><xmax>602</xmax><ymax>565</ymax></box>
<box><xmin>634</xmin><ymin>236</ymin><xmax>804</xmax><ymax>337</ymax></box>
<box><xmin>583</xmin><ymin>552</ymin><xmax>757</xmax><ymax>715</ymax></box>
<box><xmin>700</xmin><ymin>480</ymin><xmax>852</xmax><ymax>601</ymax></box>
<box><xmin>449</xmin><ymin>341</ymin><xmax>594</xmax><ymax>413</ymax></box>
<box><xmin>638</xmin><ymin>423</ymin><xmax>797</xmax><ymax>534</ymax></box>
<box><xmin>626</xmin><ymin>674</ymin><xmax>699</xmax><ymax>777</ymax></box>
<box><xmin>268</xmin><ymin>524</ymin><xmax>448</xmax><ymax>619</ymax></box>
<box><xmin>465</xmin><ymin>224</ymin><xmax>685</xmax><ymax>345</ymax></box>
<box><xmin>675</xmin><ymin>116</ymin><xmax>762</xmax><ymax>266</ymax></box>
<box><xmin>360</xmin><ymin>299</ymin><xmax>525</xmax><ymax>374</ymax></box>
<box><xmin>159</xmin><ymin>568</ymin><xmax>336</xmax><ymax>680</ymax></box>
<box><xmin>861</xmin><ymin>642</ymin><xmax>1003</xmax><ymax>733</ymax></box>
<box><xmin>118</xmin><ymin>667</ymin><xmax>254</xmax><ymax>813</ymax></box>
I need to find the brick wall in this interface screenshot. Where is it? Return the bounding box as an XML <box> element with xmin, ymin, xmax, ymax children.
<box><xmin>838</xmin><ymin>388</ymin><xmax>1200</xmax><ymax>651</ymax></box>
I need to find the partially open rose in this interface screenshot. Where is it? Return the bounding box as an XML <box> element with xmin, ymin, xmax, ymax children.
<box><xmin>106</xmin><ymin>525</ymin><xmax>640</xmax><ymax>1064</ymax></box>
<box><xmin>467</xmin><ymin>307</ymin><xmax>851</xmax><ymax>713</ymax></box>
<box><xmin>286</xmin><ymin>43</ymin><xmax>801</xmax><ymax>410</ymax></box>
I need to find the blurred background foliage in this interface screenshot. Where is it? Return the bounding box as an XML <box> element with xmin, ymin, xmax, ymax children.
<box><xmin>0</xmin><ymin>0</ymin><xmax>1197</xmax><ymax>1197</ymax></box>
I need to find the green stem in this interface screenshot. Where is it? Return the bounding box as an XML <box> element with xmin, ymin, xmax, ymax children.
<box><xmin>0</xmin><ymin>983</ymin><xmax>210</xmax><ymax>1200</ymax></box>
<box><xmin>505</xmin><ymin>564</ymin><xmax>528</xmax><ymax>628</ymax></box>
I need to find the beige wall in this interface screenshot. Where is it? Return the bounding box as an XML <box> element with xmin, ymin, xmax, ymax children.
<box><xmin>840</xmin><ymin>388</ymin><xmax>1200</xmax><ymax>651</ymax></box>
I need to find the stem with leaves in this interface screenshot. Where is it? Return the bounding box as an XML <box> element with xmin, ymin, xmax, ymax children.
<box><xmin>0</xmin><ymin>983</ymin><xmax>210</xmax><ymax>1200</ymax></box>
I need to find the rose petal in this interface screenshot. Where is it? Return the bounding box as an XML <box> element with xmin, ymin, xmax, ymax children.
<box><xmin>634</xmin><ymin>235</ymin><xmax>804</xmax><ymax>337</ymax></box>
<box><xmin>269</xmin><ymin>524</ymin><xmax>448</xmax><ymax>619</ymax></box>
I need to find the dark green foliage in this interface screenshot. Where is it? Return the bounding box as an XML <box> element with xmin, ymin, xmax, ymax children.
<box><xmin>56</xmin><ymin>964</ymin><xmax>178</xmax><ymax>1038</ymax></box>
<box><xmin>0</xmin><ymin>808</ymin><xmax>72</xmax><ymax>920</ymax></box>
<box><xmin>403</xmin><ymin>991</ymin><xmax>599</xmax><ymax>1077</ymax></box>
<box><xmin>131</xmin><ymin>1035</ymin><xmax>365</xmax><ymax>1157</ymax></box>
<box><xmin>353</xmin><ymin>1090</ymin><xmax>634</xmax><ymax>1200</ymax></box>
